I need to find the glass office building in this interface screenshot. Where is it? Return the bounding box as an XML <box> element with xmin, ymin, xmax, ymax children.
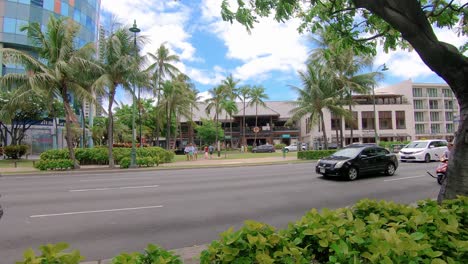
<box><xmin>0</xmin><ymin>0</ymin><xmax>101</xmax><ymax>75</ymax></box>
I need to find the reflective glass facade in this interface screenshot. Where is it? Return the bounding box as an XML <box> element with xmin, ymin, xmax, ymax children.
<box><xmin>0</xmin><ymin>0</ymin><xmax>101</xmax><ymax>75</ymax></box>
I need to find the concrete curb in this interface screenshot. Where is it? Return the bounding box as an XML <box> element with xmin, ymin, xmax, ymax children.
<box><xmin>80</xmin><ymin>245</ymin><xmax>208</xmax><ymax>264</ymax></box>
<box><xmin>0</xmin><ymin>159</ymin><xmax>313</xmax><ymax>177</ymax></box>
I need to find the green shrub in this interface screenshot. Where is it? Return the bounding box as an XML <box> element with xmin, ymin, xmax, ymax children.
<box><xmin>200</xmin><ymin>220</ymin><xmax>309</xmax><ymax>264</ymax></box>
<box><xmin>16</xmin><ymin>243</ymin><xmax>83</xmax><ymax>264</ymax></box>
<box><xmin>0</xmin><ymin>146</ymin><xmax>3</xmax><ymax>156</ymax></box>
<box><xmin>285</xmin><ymin>197</ymin><xmax>468</xmax><ymax>263</ymax></box>
<box><xmin>35</xmin><ymin>159</ymin><xmax>75</xmax><ymax>171</ymax></box>
<box><xmin>40</xmin><ymin>149</ymin><xmax>69</xmax><ymax>160</ymax></box>
<box><xmin>378</xmin><ymin>140</ymin><xmax>410</xmax><ymax>149</ymax></box>
<box><xmin>275</xmin><ymin>143</ymin><xmax>286</xmax><ymax>150</ymax></box>
<box><xmin>247</xmin><ymin>146</ymin><xmax>253</xmax><ymax>152</ymax></box>
<box><xmin>38</xmin><ymin>147</ymin><xmax>173</xmax><ymax>168</ymax></box>
<box><xmin>4</xmin><ymin>145</ymin><xmax>29</xmax><ymax>159</ymax></box>
<box><xmin>119</xmin><ymin>157</ymin><xmax>131</xmax><ymax>169</ymax></box>
<box><xmin>113</xmin><ymin>244</ymin><xmax>182</xmax><ymax>264</ymax></box>
<box><xmin>297</xmin><ymin>150</ymin><xmax>336</xmax><ymax>160</ymax></box>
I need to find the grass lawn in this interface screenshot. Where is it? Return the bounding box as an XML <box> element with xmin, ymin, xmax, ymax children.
<box><xmin>173</xmin><ymin>151</ymin><xmax>297</xmax><ymax>162</ymax></box>
<box><xmin>0</xmin><ymin>159</ymin><xmax>36</xmax><ymax>168</ymax></box>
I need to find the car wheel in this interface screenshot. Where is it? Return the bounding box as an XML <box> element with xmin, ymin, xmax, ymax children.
<box><xmin>385</xmin><ymin>163</ymin><xmax>396</xmax><ymax>176</ymax></box>
<box><xmin>347</xmin><ymin>167</ymin><xmax>358</xmax><ymax>181</ymax></box>
<box><xmin>424</xmin><ymin>154</ymin><xmax>431</xmax><ymax>163</ymax></box>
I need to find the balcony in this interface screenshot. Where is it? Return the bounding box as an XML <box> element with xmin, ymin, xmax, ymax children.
<box><xmin>272</xmin><ymin>126</ymin><xmax>299</xmax><ymax>131</ymax></box>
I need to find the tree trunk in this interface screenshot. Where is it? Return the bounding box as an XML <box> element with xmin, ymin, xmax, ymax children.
<box><xmin>353</xmin><ymin>0</ymin><xmax>468</xmax><ymax>199</ymax></box>
<box><xmin>254</xmin><ymin>104</ymin><xmax>258</xmax><ymax>146</ymax></box>
<box><xmin>166</xmin><ymin>102</ymin><xmax>170</xmax><ymax>150</ymax></box>
<box><xmin>320</xmin><ymin>111</ymin><xmax>328</xmax><ymax>149</ymax></box>
<box><xmin>230</xmin><ymin>117</ymin><xmax>233</xmax><ymax>148</ymax></box>
<box><xmin>62</xmin><ymin>90</ymin><xmax>79</xmax><ymax>169</ymax></box>
<box><xmin>107</xmin><ymin>88</ymin><xmax>116</xmax><ymax>168</ymax></box>
<box><xmin>349</xmin><ymin>103</ymin><xmax>353</xmax><ymax>144</ymax></box>
<box><xmin>243</xmin><ymin>100</ymin><xmax>246</xmax><ymax>145</ymax></box>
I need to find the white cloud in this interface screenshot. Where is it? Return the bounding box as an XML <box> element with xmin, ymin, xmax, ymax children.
<box><xmin>200</xmin><ymin>0</ymin><xmax>309</xmax><ymax>82</ymax></box>
<box><xmin>198</xmin><ymin>91</ymin><xmax>212</xmax><ymax>101</ymax></box>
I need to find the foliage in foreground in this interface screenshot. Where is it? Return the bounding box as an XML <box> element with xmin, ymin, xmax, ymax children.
<box><xmin>3</xmin><ymin>145</ymin><xmax>29</xmax><ymax>159</ymax></box>
<box><xmin>16</xmin><ymin>197</ymin><xmax>467</xmax><ymax>263</ymax></box>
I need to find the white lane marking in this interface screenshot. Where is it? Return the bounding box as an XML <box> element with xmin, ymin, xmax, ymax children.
<box><xmin>79</xmin><ymin>177</ymin><xmax>155</xmax><ymax>182</ymax></box>
<box><xmin>69</xmin><ymin>185</ymin><xmax>159</xmax><ymax>192</ymax></box>
<box><xmin>30</xmin><ymin>205</ymin><xmax>164</xmax><ymax>218</ymax></box>
<box><xmin>384</xmin><ymin>176</ymin><xmax>426</xmax><ymax>182</ymax></box>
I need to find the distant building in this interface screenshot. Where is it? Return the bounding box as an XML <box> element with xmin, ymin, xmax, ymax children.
<box><xmin>179</xmin><ymin>101</ymin><xmax>301</xmax><ymax>148</ymax></box>
<box><xmin>301</xmin><ymin>80</ymin><xmax>460</xmax><ymax>148</ymax></box>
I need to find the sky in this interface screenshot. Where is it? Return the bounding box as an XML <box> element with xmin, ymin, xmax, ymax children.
<box><xmin>99</xmin><ymin>0</ymin><xmax>468</xmax><ymax>105</ymax></box>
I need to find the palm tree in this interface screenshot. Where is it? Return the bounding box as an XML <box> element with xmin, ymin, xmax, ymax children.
<box><xmin>289</xmin><ymin>62</ymin><xmax>349</xmax><ymax>149</ymax></box>
<box><xmin>249</xmin><ymin>85</ymin><xmax>269</xmax><ymax>146</ymax></box>
<box><xmin>237</xmin><ymin>85</ymin><xmax>251</xmax><ymax>145</ymax></box>
<box><xmin>220</xmin><ymin>99</ymin><xmax>238</xmax><ymax>148</ymax></box>
<box><xmin>205</xmin><ymin>85</ymin><xmax>225</xmax><ymax>157</ymax></box>
<box><xmin>0</xmin><ymin>17</ymin><xmax>100</xmax><ymax>168</ymax></box>
<box><xmin>92</xmin><ymin>25</ymin><xmax>144</xmax><ymax>167</ymax></box>
<box><xmin>146</xmin><ymin>44</ymin><xmax>181</xmax><ymax>146</ymax></box>
<box><xmin>310</xmin><ymin>34</ymin><xmax>376</xmax><ymax>146</ymax></box>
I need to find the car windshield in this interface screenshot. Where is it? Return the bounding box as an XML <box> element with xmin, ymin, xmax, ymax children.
<box><xmin>331</xmin><ymin>148</ymin><xmax>363</xmax><ymax>159</ymax></box>
<box><xmin>406</xmin><ymin>142</ymin><xmax>428</xmax><ymax>148</ymax></box>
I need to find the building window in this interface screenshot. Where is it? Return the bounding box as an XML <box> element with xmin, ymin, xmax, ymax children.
<box><xmin>361</xmin><ymin>111</ymin><xmax>375</xmax><ymax>130</ymax></box>
<box><xmin>427</xmin><ymin>88</ymin><xmax>438</xmax><ymax>97</ymax></box>
<box><xmin>430</xmin><ymin>112</ymin><xmax>440</xmax><ymax>122</ymax></box>
<box><xmin>61</xmin><ymin>2</ymin><xmax>69</xmax><ymax>15</ymax></box>
<box><xmin>431</xmin><ymin>124</ymin><xmax>441</xmax><ymax>134</ymax></box>
<box><xmin>444</xmin><ymin>100</ymin><xmax>454</xmax><ymax>110</ymax></box>
<box><xmin>396</xmin><ymin>111</ymin><xmax>406</xmax><ymax>129</ymax></box>
<box><xmin>331</xmin><ymin>113</ymin><xmax>341</xmax><ymax>130</ymax></box>
<box><xmin>73</xmin><ymin>9</ymin><xmax>81</xmax><ymax>22</ymax></box>
<box><xmin>416</xmin><ymin>124</ymin><xmax>426</xmax><ymax>134</ymax></box>
<box><xmin>44</xmin><ymin>0</ymin><xmax>54</xmax><ymax>11</ymax></box>
<box><xmin>379</xmin><ymin>111</ymin><xmax>392</xmax><ymax>129</ymax></box>
<box><xmin>345</xmin><ymin>111</ymin><xmax>358</xmax><ymax>130</ymax></box>
<box><xmin>414</xmin><ymin>112</ymin><xmax>424</xmax><ymax>122</ymax></box>
<box><xmin>413</xmin><ymin>88</ymin><xmax>423</xmax><ymax>97</ymax></box>
<box><xmin>414</xmin><ymin>100</ymin><xmax>424</xmax><ymax>109</ymax></box>
<box><xmin>442</xmin><ymin>89</ymin><xmax>452</xmax><ymax>97</ymax></box>
<box><xmin>3</xmin><ymin>17</ymin><xmax>17</xmax><ymax>33</ymax></box>
<box><xmin>446</xmin><ymin>124</ymin><xmax>454</xmax><ymax>133</ymax></box>
<box><xmin>445</xmin><ymin>112</ymin><xmax>453</xmax><ymax>121</ymax></box>
<box><xmin>31</xmin><ymin>0</ymin><xmax>42</xmax><ymax>6</ymax></box>
<box><xmin>429</xmin><ymin>100</ymin><xmax>439</xmax><ymax>110</ymax></box>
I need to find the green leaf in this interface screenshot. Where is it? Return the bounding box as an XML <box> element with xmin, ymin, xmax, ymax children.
<box><xmin>410</xmin><ymin>232</ymin><xmax>425</xmax><ymax>241</ymax></box>
<box><xmin>431</xmin><ymin>259</ymin><xmax>447</xmax><ymax>264</ymax></box>
<box><xmin>319</xmin><ymin>239</ymin><xmax>329</xmax><ymax>247</ymax></box>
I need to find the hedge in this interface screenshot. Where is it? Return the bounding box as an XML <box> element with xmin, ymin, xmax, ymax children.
<box><xmin>35</xmin><ymin>159</ymin><xmax>75</xmax><ymax>171</ymax></box>
<box><xmin>3</xmin><ymin>145</ymin><xmax>28</xmax><ymax>159</ymax></box>
<box><xmin>39</xmin><ymin>147</ymin><xmax>174</xmax><ymax>168</ymax></box>
<box><xmin>16</xmin><ymin>196</ymin><xmax>467</xmax><ymax>264</ymax></box>
<box><xmin>297</xmin><ymin>150</ymin><xmax>336</xmax><ymax>160</ymax></box>
<box><xmin>378</xmin><ymin>140</ymin><xmax>410</xmax><ymax>149</ymax></box>
<box><xmin>274</xmin><ymin>143</ymin><xmax>286</xmax><ymax>150</ymax></box>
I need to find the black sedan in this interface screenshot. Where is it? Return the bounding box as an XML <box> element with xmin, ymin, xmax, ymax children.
<box><xmin>315</xmin><ymin>145</ymin><xmax>398</xmax><ymax>180</ymax></box>
<box><xmin>252</xmin><ymin>144</ymin><xmax>275</xmax><ymax>153</ymax></box>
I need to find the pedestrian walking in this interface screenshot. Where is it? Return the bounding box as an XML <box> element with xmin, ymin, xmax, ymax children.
<box><xmin>208</xmin><ymin>145</ymin><xmax>214</xmax><ymax>159</ymax></box>
<box><xmin>188</xmin><ymin>143</ymin><xmax>195</xmax><ymax>161</ymax></box>
<box><xmin>184</xmin><ymin>144</ymin><xmax>190</xmax><ymax>161</ymax></box>
<box><xmin>194</xmin><ymin>144</ymin><xmax>199</xmax><ymax>160</ymax></box>
<box><xmin>204</xmin><ymin>145</ymin><xmax>209</xmax><ymax>159</ymax></box>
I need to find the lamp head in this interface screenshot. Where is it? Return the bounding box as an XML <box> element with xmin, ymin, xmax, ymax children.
<box><xmin>129</xmin><ymin>20</ymin><xmax>141</xmax><ymax>33</ymax></box>
<box><xmin>381</xmin><ymin>63</ymin><xmax>389</xmax><ymax>71</ymax></box>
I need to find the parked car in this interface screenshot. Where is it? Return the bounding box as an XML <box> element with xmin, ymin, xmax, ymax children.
<box><xmin>284</xmin><ymin>143</ymin><xmax>307</xmax><ymax>152</ymax></box>
<box><xmin>399</xmin><ymin>139</ymin><xmax>448</xmax><ymax>162</ymax></box>
<box><xmin>315</xmin><ymin>144</ymin><xmax>399</xmax><ymax>181</ymax></box>
<box><xmin>252</xmin><ymin>144</ymin><xmax>275</xmax><ymax>153</ymax></box>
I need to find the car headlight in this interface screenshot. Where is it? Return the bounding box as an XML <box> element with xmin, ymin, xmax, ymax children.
<box><xmin>334</xmin><ymin>160</ymin><xmax>347</xmax><ymax>168</ymax></box>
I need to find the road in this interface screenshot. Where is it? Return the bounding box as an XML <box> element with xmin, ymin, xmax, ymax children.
<box><xmin>0</xmin><ymin>162</ymin><xmax>440</xmax><ymax>263</ymax></box>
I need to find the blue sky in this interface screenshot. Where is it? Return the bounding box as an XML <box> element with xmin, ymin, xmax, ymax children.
<box><xmin>100</xmin><ymin>0</ymin><xmax>467</xmax><ymax>104</ymax></box>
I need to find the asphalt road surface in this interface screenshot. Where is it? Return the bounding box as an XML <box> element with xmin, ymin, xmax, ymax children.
<box><xmin>0</xmin><ymin>162</ymin><xmax>440</xmax><ymax>263</ymax></box>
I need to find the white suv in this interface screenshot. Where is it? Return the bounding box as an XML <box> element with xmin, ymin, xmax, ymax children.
<box><xmin>399</xmin><ymin>140</ymin><xmax>448</xmax><ymax>162</ymax></box>
<box><xmin>284</xmin><ymin>143</ymin><xmax>307</xmax><ymax>152</ymax></box>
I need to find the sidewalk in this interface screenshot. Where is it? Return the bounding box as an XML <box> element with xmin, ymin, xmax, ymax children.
<box><xmin>81</xmin><ymin>245</ymin><xmax>207</xmax><ymax>264</ymax></box>
<box><xmin>0</xmin><ymin>156</ymin><xmax>304</xmax><ymax>175</ymax></box>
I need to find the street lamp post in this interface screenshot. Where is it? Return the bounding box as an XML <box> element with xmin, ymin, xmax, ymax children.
<box><xmin>129</xmin><ymin>20</ymin><xmax>140</xmax><ymax>168</ymax></box>
<box><xmin>372</xmin><ymin>63</ymin><xmax>389</xmax><ymax>144</ymax></box>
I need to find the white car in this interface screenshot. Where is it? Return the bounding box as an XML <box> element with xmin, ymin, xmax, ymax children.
<box><xmin>399</xmin><ymin>140</ymin><xmax>448</xmax><ymax>162</ymax></box>
<box><xmin>284</xmin><ymin>143</ymin><xmax>307</xmax><ymax>152</ymax></box>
